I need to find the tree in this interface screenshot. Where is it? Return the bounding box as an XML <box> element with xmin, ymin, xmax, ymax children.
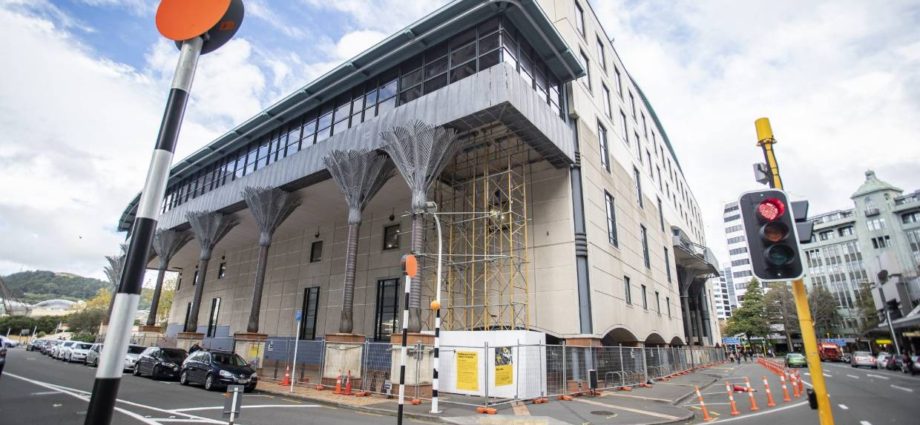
<box><xmin>67</xmin><ymin>308</ymin><xmax>107</xmax><ymax>334</ymax></box>
<box><xmin>808</xmin><ymin>284</ymin><xmax>842</xmax><ymax>337</ymax></box>
<box><xmin>724</xmin><ymin>279</ymin><xmax>771</xmax><ymax>341</ymax></box>
<box><xmin>84</xmin><ymin>288</ymin><xmax>112</xmax><ymax>311</ymax></box>
<box><xmin>155</xmin><ymin>278</ymin><xmax>176</xmax><ymax>327</ymax></box>
<box><xmin>764</xmin><ymin>282</ymin><xmax>798</xmax><ymax>349</ymax></box>
<box><xmin>855</xmin><ymin>280</ymin><xmax>880</xmax><ymax>333</ymax></box>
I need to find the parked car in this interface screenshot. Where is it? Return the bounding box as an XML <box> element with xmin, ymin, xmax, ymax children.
<box><xmin>903</xmin><ymin>355</ymin><xmax>919</xmax><ymax>375</ymax></box>
<box><xmin>818</xmin><ymin>343</ymin><xmax>843</xmax><ymax>362</ymax></box>
<box><xmin>887</xmin><ymin>353</ymin><xmax>911</xmax><ymax>371</ymax></box>
<box><xmin>850</xmin><ymin>351</ymin><xmax>877</xmax><ymax>368</ymax></box>
<box><xmin>85</xmin><ymin>343</ymin><xmax>103</xmax><ymax>367</ymax></box>
<box><xmin>785</xmin><ymin>353</ymin><xmax>807</xmax><ymax>368</ymax></box>
<box><xmin>134</xmin><ymin>347</ymin><xmax>188</xmax><ymax>380</ymax></box>
<box><xmin>123</xmin><ymin>345</ymin><xmax>148</xmax><ymax>371</ymax></box>
<box><xmin>27</xmin><ymin>339</ymin><xmax>48</xmax><ymax>352</ymax></box>
<box><xmin>180</xmin><ymin>350</ymin><xmax>257</xmax><ymax>392</ymax></box>
<box><xmin>42</xmin><ymin>340</ymin><xmax>61</xmax><ymax>355</ymax></box>
<box><xmin>55</xmin><ymin>341</ymin><xmax>76</xmax><ymax>360</ymax></box>
<box><xmin>67</xmin><ymin>342</ymin><xmax>94</xmax><ymax>363</ymax></box>
<box><xmin>0</xmin><ymin>336</ymin><xmax>20</xmax><ymax>348</ymax></box>
<box><xmin>876</xmin><ymin>352</ymin><xmax>892</xmax><ymax>369</ymax></box>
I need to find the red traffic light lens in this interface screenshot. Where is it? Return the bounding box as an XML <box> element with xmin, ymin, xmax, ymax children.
<box><xmin>757</xmin><ymin>198</ymin><xmax>786</xmax><ymax>221</ymax></box>
<box><xmin>761</xmin><ymin>222</ymin><xmax>789</xmax><ymax>243</ymax></box>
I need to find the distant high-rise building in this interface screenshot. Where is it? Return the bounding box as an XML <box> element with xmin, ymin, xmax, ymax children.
<box><xmin>712</xmin><ymin>266</ymin><xmax>735</xmax><ymax>320</ymax></box>
<box><xmin>802</xmin><ymin>170</ymin><xmax>920</xmax><ymax>337</ymax></box>
<box><xmin>723</xmin><ymin>202</ymin><xmax>753</xmax><ymax>304</ymax></box>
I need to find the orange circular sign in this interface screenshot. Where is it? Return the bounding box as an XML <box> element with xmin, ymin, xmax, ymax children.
<box><xmin>156</xmin><ymin>0</ymin><xmax>232</xmax><ymax>41</ymax></box>
<box><xmin>402</xmin><ymin>255</ymin><xmax>418</xmax><ymax>278</ymax></box>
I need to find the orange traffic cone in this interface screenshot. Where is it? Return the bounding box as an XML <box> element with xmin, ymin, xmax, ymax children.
<box><xmin>797</xmin><ymin>372</ymin><xmax>804</xmax><ymax>394</ymax></box>
<box><xmin>744</xmin><ymin>378</ymin><xmax>759</xmax><ymax>411</ymax></box>
<box><xmin>726</xmin><ymin>382</ymin><xmax>740</xmax><ymax>416</ymax></box>
<box><xmin>695</xmin><ymin>385</ymin><xmax>714</xmax><ymax>421</ymax></box>
<box><xmin>762</xmin><ymin>376</ymin><xmax>776</xmax><ymax>407</ymax></box>
<box><xmin>344</xmin><ymin>370</ymin><xmax>353</xmax><ymax>396</ymax></box>
<box><xmin>780</xmin><ymin>374</ymin><xmax>791</xmax><ymax>402</ymax></box>
<box><xmin>791</xmin><ymin>373</ymin><xmax>800</xmax><ymax>398</ymax></box>
<box><xmin>281</xmin><ymin>365</ymin><xmax>292</xmax><ymax>386</ymax></box>
<box><xmin>334</xmin><ymin>371</ymin><xmax>343</xmax><ymax>394</ymax></box>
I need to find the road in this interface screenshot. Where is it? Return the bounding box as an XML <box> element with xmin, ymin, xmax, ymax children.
<box><xmin>0</xmin><ymin>348</ymin><xmax>429</xmax><ymax>425</ymax></box>
<box><xmin>685</xmin><ymin>360</ymin><xmax>919</xmax><ymax>425</ymax></box>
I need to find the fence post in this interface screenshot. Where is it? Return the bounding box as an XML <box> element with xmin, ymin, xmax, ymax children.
<box><xmin>561</xmin><ymin>342</ymin><xmax>567</xmax><ymax>395</ymax></box>
<box><xmin>484</xmin><ymin>341</ymin><xmax>490</xmax><ymax>406</ymax></box>
<box><xmin>415</xmin><ymin>342</ymin><xmax>422</xmax><ymax>400</ymax></box>
<box><xmin>642</xmin><ymin>347</ymin><xmax>649</xmax><ymax>384</ymax></box>
<box><xmin>515</xmin><ymin>340</ymin><xmax>520</xmax><ymax>400</ymax></box>
<box><xmin>362</xmin><ymin>340</ymin><xmax>369</xmax><ymax>392</ymax></box>
<box><xmin>319</xmin><ymin>340</ymin><xmax>326</xmax><ymax>387</ymax></box>
<box><xmin>617</xmin><ymin>344</ymin><xmax>624</xmax><ymax>386</ymax></box>
<box><xmin>539</xmin><ymin>343</ymin><xmax>545</xmax><ymax>398</ymax></box>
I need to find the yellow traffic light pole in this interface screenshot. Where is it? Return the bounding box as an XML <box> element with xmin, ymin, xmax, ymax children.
<box><xmin>755</xmin><ymin>118</ymin><xmax>834</xmax><ymax>425</ymax></box>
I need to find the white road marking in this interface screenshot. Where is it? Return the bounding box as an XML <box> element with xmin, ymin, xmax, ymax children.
<box><xmin>171</xmin><ymin>404</ymin><xmax>318</xmax><ymax>413</ymax></box>
<box><xmin>890</xmin><ymin>385</ymin><xmax>914</xmax><ymax>393</ymax></box>
<box><xmin>31</xmin><ymin>391</ymin><xmax>62</xmax><ymax>396</ymax></box>
<box><xmin>823</xmin><ymin>373</ymin><xmax>832</xmax><ymax>378</ymax></box>
<box><xmin>573</xmin><ymin>397</ymin><xmax>679</xmax><ymax>420</ymax></box>
<box><xmin>846</xmin><ymin>374</ymin><xmax>859</xmax><ymax>379</ymax></box>
<box><xmin>702</xmin><ymin>400</ymin><xmax>809</xmax><ymax>423</ymax></box>
<box><xmin>860</xmin><ymin>421</ymin><xmax>872</xmax><ymax>425</ymax></box>
<box><xmin>4</xmin><ymin>372</ymin><xmax>224</xmax><ymax>425</ymax></box>
<box><xmin>838</xmin><ymin>404</ymin><xmax>848</xmax><ymax>410</ymax></box>
<box><xmin>867</xmin><ymin>374</ymin><xmax>889</xmax><ymax>380</ymax></box>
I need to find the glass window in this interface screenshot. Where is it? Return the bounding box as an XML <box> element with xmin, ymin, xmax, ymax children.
<box><xmin>206</xmin><ymin>297</ymin><xmax>221</xmax><ymax>338</ymax></box>
<box><xmin>624</xmin><ymin>276</ymin><xmax>632</xmax><ymax>304</ymax></box>
<box><xmin>310</xmin><ymin>241</ymin><xmax>323</xmax><ymax>263</ymax></box>
<box><xmin>218</xmin><ymin>262</ymin><xmax>226</xmax><ymax>279</ymax></box>
<box><xmin>597</xmin><ymin>36</ymin><xmax>606</xmax><ymax>69</ymax></box>
<box><xmin>664</xmin><ymin>247</ymin><xmax>671</xmax><ymax>282</ymax></box>
<box><xmin>479</xmin><ymin>31</ymin><xmax>499</xmax><ymax>53</ymax></box>
<box><xmin>641</xmin><ymin>284</ymin><xmax>648</xmax><ymax>309</ymax></box>
<box><xmin>299</xmin><ymin>287</ymin><xmax>320</xmax><ymax>340</ymax></box>
<box><xmin>579</xmin><ymin>49</ymin><xmax>591</xmax><ymax>92</ymax></box>
<box><xmin>605</xmin><ymin>191</ymin><xmax>618</xmax><ymax>246</ymax></box>
<box><xmin>620</xmin><ymin>110</ymin><xmax>628</xmax><ymax>145</ymax></box>
<box><xmin>641</xmin><ymin>225</ymin><xmax>650</xmax><ymax>268</ymax></box>
<box><xmin>634</xmin><ymin>166</ymin><xmax>643</xmax><ymax>208</ymax></box>
<box><xmin>374</xmin><ymin>279</ymin><xmax>400</xmax><ymax>341</ymax></box>
<box><xmin>598</xmin><ymin>121</ymin><xmax>609</xmax><ymax>173</ymax></box>
<box><xmin>383</xmin><ymin>224</ymin><xmax>400</xmax><ymax>250</ymax></box>
<box><xmin>602</xmin><ymin>84</ymin><xmax>611</xmax><ymax>117</ymax></box>
<box><xmin>629</xmin><ymin>91</ymin><xmax>636</xmax><ymax>118</ymax></box>
<box><xmin>450</xmin><ymin>60</ymin><xmax>477</xmax><ymax>82</ymax></box>
<box><xmin>574</xmin><ymin>1</ymin><xmax>585</xmax><ymax>36</ymax></box>
<box><xmin>614</xmin><ymin>66</ymin><xmax>623</xmax><ymax>96</ymax></box>
<box><xmin>425</xmin><ymin>57</ymin><xmax>448</xmax><ymax>79</ymax></box>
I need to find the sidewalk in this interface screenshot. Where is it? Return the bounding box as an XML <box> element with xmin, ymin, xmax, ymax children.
<box><xmin>256</xmin><ymin>362</ymin><xmax>732</xmax><ymax>424</ymax></box>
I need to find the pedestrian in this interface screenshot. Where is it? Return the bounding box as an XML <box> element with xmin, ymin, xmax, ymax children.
<box><xmin>746</xmin><ymin>350</ymin><xmax>752</xmax><ymax>362</ymax></box>
<box><xmin>736</xmin><ymin>350</ymin><xmax>742</xmax><ymax>364</ymax></box>
<box><xmin>729</xmin><ymin>352</ymin><xmax>736</xmax><ymax>363</ymax></box>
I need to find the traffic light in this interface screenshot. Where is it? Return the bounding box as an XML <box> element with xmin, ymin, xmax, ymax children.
<box><xmin>738</xmin><ymin>189</ymin><xmax>804</xmax><ymax>281</ymax></box>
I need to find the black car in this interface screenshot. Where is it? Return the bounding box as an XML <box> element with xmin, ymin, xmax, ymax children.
<box><xmin>133</xmin><ymin>347</ymin><xmax>188</xmax><ymax>380</ymax></box>
<box><xmin>179</xmin><ymin>350</ymin><xmax>257</xmax><ymax>392</ymax></box>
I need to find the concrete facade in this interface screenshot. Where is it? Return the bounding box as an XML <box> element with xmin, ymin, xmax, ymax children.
<box><xmin>125</xmin><ymin>0</ymin><xmax>717</xmax><ymax>349</ymax></box>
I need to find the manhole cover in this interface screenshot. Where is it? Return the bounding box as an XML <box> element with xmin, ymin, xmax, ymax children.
<box><xmin>590</xmin><ymin>410</ymin><xmax>616</xmax><ymax>416</ymax></box>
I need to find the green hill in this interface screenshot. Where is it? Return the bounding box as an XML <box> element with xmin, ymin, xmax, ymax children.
<box><xmin>2</xmin><ymin>270</ymin><xmax>109</xmax><ymax>304</ymax></box>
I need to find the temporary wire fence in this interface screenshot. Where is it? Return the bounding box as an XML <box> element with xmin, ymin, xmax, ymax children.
<box><xmin>256</xmin><ymin>340</ymin><xmax>726</xmax><ymax>407</ymax></box>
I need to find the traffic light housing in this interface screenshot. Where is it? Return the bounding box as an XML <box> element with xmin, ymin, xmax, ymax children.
<box><xmin>738</xmin><ymin>189</ymin><xmax>804</xmax><ymax>281</ymax></box>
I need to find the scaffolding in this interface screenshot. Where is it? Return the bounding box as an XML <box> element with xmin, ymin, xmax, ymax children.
<box><xmin>423</xmin><ymin>125</ymin><xmax>532</xmax><ymax>331</ymax></box>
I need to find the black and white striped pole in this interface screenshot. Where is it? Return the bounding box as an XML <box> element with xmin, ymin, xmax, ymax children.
<box><xmin>397</xmin><ymin>254</ymin><xmax>417</xmax><ymax>425</ymax></box>
<box><xmin>425</xmin><ymin>202</ymin><xmax>443</xmax><ymax>414</ymax></box>
<box><xmin>84</xmin><ymin>2</ymin><xmax>243</xmax><ymax>424</ymax></box>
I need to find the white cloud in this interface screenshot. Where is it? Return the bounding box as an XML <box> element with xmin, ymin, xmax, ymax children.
<box><xmin>592</xmin><ymin>0</ymin><xmax>920</xmax><ymax>263</ymax></box>
<box><xmin>333</xmin><ymin>30</ymin><xmax>387</xmax><ymax>60</ymax></box>
<box><xmin>302</xmin><ymin>0</ymin><xmax>448</xmax><ymax>33</ymax></box>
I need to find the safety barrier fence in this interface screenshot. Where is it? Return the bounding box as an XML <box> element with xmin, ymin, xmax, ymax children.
<box><xmin>256</xmin><ymin>340</ymin><xmax>725</xmax><ymax>408</ymax></box>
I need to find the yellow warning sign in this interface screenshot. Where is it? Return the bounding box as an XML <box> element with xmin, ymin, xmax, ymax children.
<box><xmin>456</xmin><ymin>351</ymin><xmax>479</xmax><ymax>391</ymax></box>
<box><xmin>495</xmin><ymin>347</ymin><xmax>513</xmax><ymax>386</ymax></box>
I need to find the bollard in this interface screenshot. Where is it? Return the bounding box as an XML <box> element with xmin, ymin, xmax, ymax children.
<box><xmin>334</xmin><ymin>370</ymin><xmax>343</xmax><ymax>394</ymax></box>
<box><xmin>726</xmin><ymin>382</ymin><xmax>740</xmax><ymax>416</ymax></box>
<box><xmin>791</xmin><ymin>373</ymin><xmax>801</xmax><ymax>398</ymax></box>
<box><xmin>780</xmin><ymin>373</ymin><xmax>791</xmax><ymax>402</ymax></box>
<box><xmin>762</xmin><ymin>376</ymin><xmax>776</xmax><ymax>407</ymax></box>
<box><xmin>744</xmin><ymin>377</ymin><xmax>759</xmax><ymax>411</ymax></box>
<box><xmin>695</xmin><ymin>385</ymin><xmax>714</xmax><ymax>422</ymax></box>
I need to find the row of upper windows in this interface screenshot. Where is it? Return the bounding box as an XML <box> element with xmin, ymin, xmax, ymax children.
<box><xmin>160</xmin><ymin>16</ymin><xmax>564</xmax><ymax>214</ymax></box>
<box><xmin>572</xmin><ymin>0</ymin><xmax>703</xmax><ymax>241</ymax></box>
<box><xmin>604</xmin><ymin>190</ymin><xmax>672</xmax><ymax>284</ymax></box>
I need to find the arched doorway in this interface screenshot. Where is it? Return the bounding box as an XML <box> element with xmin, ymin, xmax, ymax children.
<box><xmin>601</xmin><ymin>327</ymin><xmax>640</xmax><ymax>346</ymax></box>
<box><xmin>645</xmin><ymin>332</ymin><xmax>667</xmax><ymax>347</ymax></box>
<box><xmin>669</xmin><ymin>336</ymin><xmax>685</xmax><ymax>347</ymax></box>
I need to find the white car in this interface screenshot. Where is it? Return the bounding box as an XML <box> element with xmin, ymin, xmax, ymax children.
<box><xmin>123</xmin><ymin>345</ymin><xmax>148</xmax><ymax>371</ymax></box>
<box><xmin>0</xmin><ymin>336</ymin><xmax>20</xmax><ymax>348</ymax></box>
<box><xmin>67</xmin><ymin>342</ymin><xmax>94</xmax><ymax>363</ymax></box>
<box><xmin>55</xmin><ymin>341</ymin><xmax>76</xmax><ymax>360</ymax></box>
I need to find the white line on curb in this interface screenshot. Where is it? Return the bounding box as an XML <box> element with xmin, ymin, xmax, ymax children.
<box><xmin>838</xmin><ymin>404</ymin><xmax>848</xmax><ymax>410</ymax></box>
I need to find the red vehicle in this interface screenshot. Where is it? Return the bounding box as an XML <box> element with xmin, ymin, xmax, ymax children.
<box><xmin>818</xmin><ymin>343</ymin><xmax>842</xmax><ymax>362</ymax></box>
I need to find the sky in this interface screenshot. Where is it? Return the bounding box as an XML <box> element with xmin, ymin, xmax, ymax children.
<box><xmin>0</xmin><ymin>0</ymin><xmax>918</xmax><ymax>279</ymax></box>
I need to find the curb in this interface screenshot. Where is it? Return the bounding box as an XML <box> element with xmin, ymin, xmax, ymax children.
<box><xmin>255</xmin><ymin>388</ymin><xmax>448</xmax><ymax>424</ymax></box>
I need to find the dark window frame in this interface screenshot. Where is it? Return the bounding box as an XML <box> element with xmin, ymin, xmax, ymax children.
<box><xmin>299</xmin><ymin>287</ymin><xmax>320</xmax><ymax>340</ymax></box>
<box><xmin>383</xmin><ymin>224</ymin><xmax>400</xmax><ymax>250</ymax></box>
<box><xmin>374</xmin><ymin>278</ymin><xmax>401</xmax><ymax>341</ymax></box>
<box><xmin>310</xmin><ymin>241</ymin><xmax>323</xmax><ymax>263</ymax></box>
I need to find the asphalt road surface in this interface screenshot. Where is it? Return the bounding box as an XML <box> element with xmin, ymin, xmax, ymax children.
<box><xmin>0</xmin><ymin>348</ymin><xmax>429</xmax><ymax>425</ymax></box>
<box><xmin>686</xmin><ymin>361</ymin><xmax>920</xmax><ymax>425</ymax></box>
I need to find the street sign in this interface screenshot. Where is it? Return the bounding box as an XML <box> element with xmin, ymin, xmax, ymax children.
<box><xmin>295</xmin><ymin>309</ymin><xmax>302</xmax><ymax>322</ymax></box>
<box><xmin>875</xmin><ymin>339</ymin><xmax>893</xmax><ymax>345</ymax></box>
<box><xmin>223</xmin><ymin>385</ymin><xmax>243</xmax><ymax>418</ymax></box>
<box><xmin>722</xmin><ymin>337</ymin><xmax>741</xmax><ymax>345</ymax></box>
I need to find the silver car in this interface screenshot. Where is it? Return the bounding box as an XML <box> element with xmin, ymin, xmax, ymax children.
<box><xmin>877</xmin><ymin>352</ymin><xmax>892</xmax><ymax>369</ymax></box>
<box><xmin>85</xmin><ymin>343</ymin><xmax>102</xmax><ymax>366</ymax></box>
<box><xmin>850</xmin><ymin>351</ymin><xmax>877</xmax><ymax>368</ymax></box>
<box><xmin>55</xmin><ymin>341</ymin><xmax>76</xmax><ymax>360</ymax></box>
<box><xmin>67</xmin><ymin>342</ymin><xmax>94</xmax><ymax>363</ymax></box>
<box><xmin>123</xmin><ymin>345</ymin><xmax>148</xmax><ymax>371</ymax></box>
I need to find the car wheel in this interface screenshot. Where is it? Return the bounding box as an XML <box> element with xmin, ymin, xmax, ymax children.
<box><xmin>204</xmin><ymin>374</ymin><xmax>216</xmax><ymax>391</ymax></box>
<box><xmin>133</xmin><ymin>366</ymin><xmax>141</xmax><ymax>376</ymax></box>
<box><xmin>179</xmin><ymin>371</ymin><xmax>189</xmax><ymax>386</ymax></box>
<box><xmin>152</xmin><ymin>366</ymin><xmax>161</xmax><ymax>380</ymax></box>
<box><xmin>244</xmin><ymin>385</ymin><xmax>255</xmax><ymax>393</ymax></box>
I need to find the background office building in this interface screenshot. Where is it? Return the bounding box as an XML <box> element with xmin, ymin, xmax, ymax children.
<box><xmin>712</xmin><ymin>266</ymin><xmax>736</xmax><ymax>321</ymax></box>
<box><xmin>119</xmin><ymin>0</ymin><xmax>720</xmax><ymax>356</ymax></box>
<box><xmin>722</xmin><ymin>202</ymin><xmax>754</xmax><ymax>303</ymax></box>
<box><xmin>801</xmin><ymin>170</ymin><xmax>920</xmax><ymax>339</ymax></box>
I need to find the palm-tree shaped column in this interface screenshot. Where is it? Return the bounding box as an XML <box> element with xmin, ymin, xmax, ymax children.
<box><xmin>146</xmin><ymin>229</ymin><xmax>191</xmax><ymax>328</ymax></box>
<box><xmin>382</xmin><ymin>121</ymin><xmax>461</xmax><ymax>332</ymax></box>
<box><xmin>241</xmin><ymin>187</ymin><xmax>301</xmax><ymax>334</ymax></box>
<box><xmin>185</xmin><ymin>211</ymin><xmax>238</xmax><ymax>334</ymax></box>
<box><xmin>102</xmin><ymin>244</ymin><xmax>127</xmax><ymax>327</ymax></box>
<box><xmin>325</xmin><ymin>149</ymin><xmax>394</xmax><ymax>334</ymax></box>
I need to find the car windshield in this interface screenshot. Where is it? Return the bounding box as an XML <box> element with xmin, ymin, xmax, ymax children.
<box><xmin>75</xmin><ymin>343</ymin><xmax>92</xmax><ymax>350</ymax></box>
<box><xmin>161</xmin><ymin>349</ymin><xmax>187</xmax><ymax>362</ymax></box>
<box><xmin>127</xmin><ymin>346</ymin><xmax>146</xmax><ymax>354</ymax></box>
<box><xmin>212</xmin><ymin>352</ymin><xmax>248</xmax><ymax>367</ymax></box>
<box><xmin>789</xmin><ymin>354</ymin><xmax>805</xmax><ymax>359</ymax></box>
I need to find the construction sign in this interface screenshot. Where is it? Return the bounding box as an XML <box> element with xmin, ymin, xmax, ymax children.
<box><xmin>456</xmin><ymin>351</ymin><xmax>479</xmax><ymax>391</ymax></box>
<box><xmin>494</xmin><ymin>347</ymin><xmax>513</xmax><ymax>386</ymax></box>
